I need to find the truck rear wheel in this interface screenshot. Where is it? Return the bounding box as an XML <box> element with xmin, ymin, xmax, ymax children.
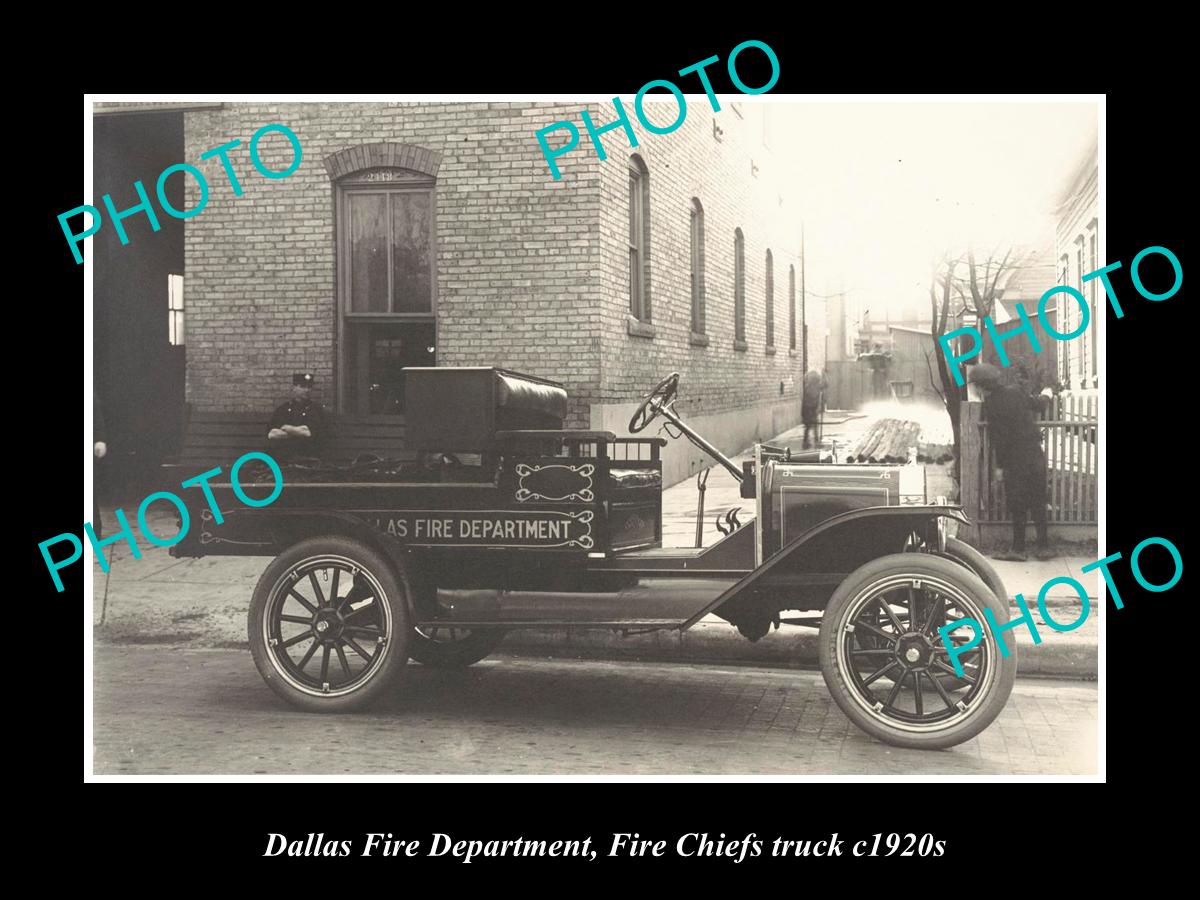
<box><xmin>819</xmin><ymin>553</ymin><xmax>1016</xmax><ymax>750</ymax></box>
<box><xmin>408</xmin><ymin>626</ymin><xmax>508</xmax><ymax>667</ymax></box>
<box><xmin>249</xmin><ymin>536</ymin><xmax>411</xmax><ymax>713</ymax></box>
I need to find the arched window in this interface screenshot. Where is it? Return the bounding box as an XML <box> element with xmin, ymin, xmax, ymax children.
<box><xmin>690</xmin><ymin>198</ymin><xmax>705</xmax><ymax>335</ymax></box>
<box><xmin>733</xmin><ymin>228</ymin><xmax>746</xmax><ymax>348</ymax></box>
<box><xmin>327</xmin><ymin>143</ymin><xmax>440</xmax><ymax>415</ymax></box>
<box><xmin>788</xmin><ymin>264</ymin><xmax>797</xmax><ymax>350</ymax></box>
<box><xmin>765</xmin><ymin>249</ymin><xmax>775</xmax><ymax>349</ymax></box>
<box><xmin>628</xmin><ymin>155</ymin><xmax>651</xmax><ymax>322</ymax></box>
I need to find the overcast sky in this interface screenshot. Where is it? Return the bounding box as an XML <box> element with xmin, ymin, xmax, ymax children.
<box><xmin>766</xmin><ymin>100</ymin><xmax>1099</xmax><ymax>321</ymax></box>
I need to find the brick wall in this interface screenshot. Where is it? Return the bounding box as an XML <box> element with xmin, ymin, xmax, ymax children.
<box><xmin>177</xmin><ymin>102</ymin><xmax>603</xmax><ymax>425</ymax></box>
<box><xmin>100</xmin><ymin>99</ymin><xmax>823</xmax><ymax>439</ymax></box>
<box><xmin>582</xmin><ymin>99</ymin><xmax>810</xmax><ymax>423</ymax></box>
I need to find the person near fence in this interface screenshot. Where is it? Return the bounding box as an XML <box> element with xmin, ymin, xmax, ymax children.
<box><xmin>967</xmin><ymin>363</ymin><xmax>1055</xmax><ymax>562</ymax></box>
<box><xmin>801</xmin><ymin>367</ymin><xmax>827</xmax><ymax>449</ymax></box>
<box><xmin>267</xmin><ymin>373</ymin><xmax>328</xmax><ymax>463</ymax></box>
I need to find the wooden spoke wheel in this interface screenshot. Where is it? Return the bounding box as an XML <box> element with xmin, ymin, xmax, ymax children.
<box><xmin>249</xmin><ymin>537</ymin><xmax>411</xmax><ymax>712</ymax></box>
<box><xmin>819</xmin><ymin>554</ymin><xmax>1017</xmax><ymax>750</ymax></box>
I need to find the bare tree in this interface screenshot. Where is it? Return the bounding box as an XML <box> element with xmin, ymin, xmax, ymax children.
<box><xmin>957</xmin><ymin>247</ymin><xmax>1012</xmax><ymax>323</ymax></box>
<box><xmin>925</xmin><ymin>255</ymin><xmax>962</xmax><ymax>477</ymax></box>
<box><xmin>924</xmin><ymin>248</ymin><xmax>1014</xmax><ymax>482</ymax></box>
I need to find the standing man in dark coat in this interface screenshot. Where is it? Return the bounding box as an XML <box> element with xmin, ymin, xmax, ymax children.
<box><xmin>967</xmin><ymin>363</ymin><xmax>1054</xmax><ymax>561</ymax></box>
<box><xmin>267</xmin><ymin>373</ymin><xmax>328</xmax><ymax>463</ymax></box>
<box><xmin>801</xmin><ymin>368</ymin><xmax>827</xmax><ymax>449</ymax></box>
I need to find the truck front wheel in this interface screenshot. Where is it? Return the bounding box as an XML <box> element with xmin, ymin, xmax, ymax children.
<box><xmin>248</xmin><ymin>536</ymin><xmax>412</xmax><ymax>713</ymax></box>
<box><xmin>819</xmin><ymin>553</ymin><xmax>1017</xmax><ymax>750</ymax></box>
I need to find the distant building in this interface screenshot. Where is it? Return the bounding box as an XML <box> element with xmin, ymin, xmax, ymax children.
<box><xmin>1053</xmin><ymin>140</ymin><xmax>1099</xmax><ymax>391</ymax></box>
<box><xmin>828</xmin><ymin>242</ymin><xmax>1062</xmax><ymax>409</ymax></box>
<box><xmin>826</xmin><ymin>291</ymin><xmax>850</xmax><ymax>362</ymax></box>
<box><xmin>885</xmin><ymin>325</ymin><xmax>940</xmax><ymax>406</ymax></box>
<box><xmin>826</xmin><ymin>300</ymin><xmax>929</xmax><ymax>409</ymax></box>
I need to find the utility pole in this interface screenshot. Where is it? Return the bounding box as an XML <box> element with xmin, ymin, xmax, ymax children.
<box><xmin>800</xmin><ymin>223</ymin><xmax>808</xmax><ymax>374</ymax></box>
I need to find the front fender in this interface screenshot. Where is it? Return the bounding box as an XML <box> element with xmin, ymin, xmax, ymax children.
<box><xmin>687</xmin><ymin>505</ymin><xmax>967</xmax><ymax>628</ymax></box>
<box><xmin>940</xmin><ymin>535</ymin><xmax>1009</xmax><ymax>602</ymax></box>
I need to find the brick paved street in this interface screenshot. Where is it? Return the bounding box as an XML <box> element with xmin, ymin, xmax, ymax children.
<box><xmin>92</xmin><ymin>645</ymin><xmax>1097</xmax><ymax>776</ymax></box>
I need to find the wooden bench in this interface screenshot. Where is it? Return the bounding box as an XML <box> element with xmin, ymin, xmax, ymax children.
<box><xmin>166</xmin><ymin>410</ymin><xmax>411</xmax><ymax>475</ymax></box>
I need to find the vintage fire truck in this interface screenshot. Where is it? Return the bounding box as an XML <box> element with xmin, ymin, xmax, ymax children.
<box><xmin>171</xmin><ymin>368</ymin><xmax>1016</xmax><ymax>750</ymax></box>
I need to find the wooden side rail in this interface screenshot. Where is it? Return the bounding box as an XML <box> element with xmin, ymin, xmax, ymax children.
<box><xmin>495</xmin><ymin>430</ymin><xmax>667</xmax><ymax>461</ymax></box>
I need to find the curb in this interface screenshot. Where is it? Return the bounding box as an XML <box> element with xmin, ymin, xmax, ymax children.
<box><xmin>94</xmin><ymin>588</ymin><xmax>1098</xmax><ymax>680</ymax></box>
<box><xmin>494</xmin><ymin>626</ymin><xmax>1095</xmax><ymax>680</ymax></box>
<box><xmin>493</xmin><ymin>601</ymin><xmax>1098</xmax><ymax>680</ymax></box>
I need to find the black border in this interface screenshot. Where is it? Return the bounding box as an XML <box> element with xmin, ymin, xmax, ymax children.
<box><xmin>37</xmin><ymin>25</ymin><xmax>1185</xmax><ymax>878</ymax></box>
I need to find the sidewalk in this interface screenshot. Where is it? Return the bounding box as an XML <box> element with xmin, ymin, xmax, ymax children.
<box><xmin>91</xmin><ymin>420</ymin><xmax>1098</xmax><ymax>679</ymax></box>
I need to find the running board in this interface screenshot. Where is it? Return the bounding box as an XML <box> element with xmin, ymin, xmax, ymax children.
<box><xmin>430</xmin><ymin>578</ymin><xmax>736</xmax><ymax>626</ymax></box>
<box><xmin>413</xmin><ymin>620</ymin><xmax>685</xmax><ymax>630</ymax></box>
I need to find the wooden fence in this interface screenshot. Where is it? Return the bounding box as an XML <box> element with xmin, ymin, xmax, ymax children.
<box><xmin>960</xmin><ymin>395</ymin><xmax>1098</xmax><ymax>543</ymax></box>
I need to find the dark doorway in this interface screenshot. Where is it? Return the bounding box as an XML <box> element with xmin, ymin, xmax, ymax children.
<box><xmin>93</xmin><ymin>112</ymin><xmax>186</xmax><ymax>495</ymax></box>
<box><xmin>345</xmin><ymin>321</ymin><xmax>436</xmax><ymax>415</ymax></box>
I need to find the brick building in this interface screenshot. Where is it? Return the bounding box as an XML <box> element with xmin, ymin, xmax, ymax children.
<box><xmin>92</xmin><ymin>101</ymin><xmax>822</xmax><ymax>487</ymax></box>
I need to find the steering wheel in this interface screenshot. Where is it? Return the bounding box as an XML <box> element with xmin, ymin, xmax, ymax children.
<box><xmin>629</xmin><ymin>372</ymin><xmax>680</xmax><ymax>433</ymax></box>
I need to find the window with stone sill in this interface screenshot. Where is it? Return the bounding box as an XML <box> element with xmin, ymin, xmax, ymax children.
<box><xmin>765</xmin><ymin>249</ymin><xmax>775</xmax><ymax>349</ymax></box>
<box><xmin>168</xmin><ymin>274</ymin><xmax>185</xmax><ymax>346</ymax></box>
<box><xmin>1075</xmin><ymin>235</ymin><xmax>1087</xmax><ymax>384</ymax></box>
<box><xmin>629</xmin><ymin>155</ymin><xmax>651</xmax><ymax>323</ymax></box>
<box><xmin>1059</xmin><ymin>255</ymin><xmax>1071</xmax><ymax>384</ymax></box>
<box><xmin>733</xmin><ymin>227</ymin><xmax>746</xmax><ymax>346</ymax></box>
<box><xmin>690</xmin><ymin>198</ymin><xmax>706</xmax><ymax>336</ymax></box>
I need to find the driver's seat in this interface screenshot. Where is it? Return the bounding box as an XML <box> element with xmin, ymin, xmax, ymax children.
<box><xmin>608</xmin><ymin>467</ymin><xmax>661</xmax><ymax>490</ymax></box>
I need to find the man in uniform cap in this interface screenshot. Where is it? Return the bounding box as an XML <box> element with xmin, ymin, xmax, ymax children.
<box><xmin>967</xmin><ymin>363</ymin><xmax>1054</xmax><ymax>561</ymax></box>
<box><xmin>267</xmin><ymin>373</ymin><xmax>328</xmax><ymax>462</ymax></box>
